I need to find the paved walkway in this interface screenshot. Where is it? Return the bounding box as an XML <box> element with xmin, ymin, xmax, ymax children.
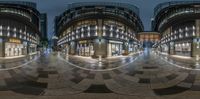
<box><xmin>0</xmin><ymin>50</ymin><xmax>200</xmax><ymax>98</ymax></box>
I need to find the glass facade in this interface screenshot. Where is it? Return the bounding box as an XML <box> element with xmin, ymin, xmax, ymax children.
<box><xmin>153</xmin><ymin>1</ymin><xmax>200</xmax><ymax>57</ymax></box>
<box><xmin>0</xmin><ymin>2</ymin><xmax>41</xmax><ymax>58</ymax></box>
<box><xmin>56</xmin><ymin>2</ymin><xmax>143</xmax><ymax>58</ymax></box>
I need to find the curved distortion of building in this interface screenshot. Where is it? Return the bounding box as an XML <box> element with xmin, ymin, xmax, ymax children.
<box><xmin>152</xmin><ymin>1</ymin><xmax>200</xmax><ymax>58</ymax></box>
<box><xmin>0</xmin><ymin>1</ymin><xmax>41</xmax><ymax>59</ymax></box>
<box><xmin>56</xmin><ymin>2</ymin><xmax>144</xmax><ymax>58</ymax></box>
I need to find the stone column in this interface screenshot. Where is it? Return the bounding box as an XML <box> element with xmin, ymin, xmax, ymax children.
<box><xmin>192</xmin><ymin>20</ymin><xmax>200</xmax><ymax>57</ymax></box>
<box><xmin>0</xmin><ymin>38</ymin><xmax>4</xmax><ymax>57</ymax></box>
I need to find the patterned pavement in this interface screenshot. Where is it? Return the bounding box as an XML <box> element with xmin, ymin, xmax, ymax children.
<box><xmin>0</xmin><ymin>49</ymin><xmax>200</xmax><ymax>99</ymax></box>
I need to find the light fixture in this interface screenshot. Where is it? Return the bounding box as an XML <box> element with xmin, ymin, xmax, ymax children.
<box><xmin>185</xmin><ymin>27</ymin><xmax>188</xmax><ymax>31</ymax></box>
<box><xmin>7</xmin><ymin>32</ymin><xmax>10</xmax><ymax>36</ymax></box>
<box><xmin>185</xmin><ymin>32</ymin><xmax>188</xmax><ymax>37</ymax></box>
<box><xmin>110</xmin><ymin>32</ymin><xmax>113</xmax><ymax>37</ymax></box>
<box><xmin>81</xmin><ymin>33</ymin><xmax>84</xmax><ymax>37</ymax></box>
<box><xmin>103</xmin><ymin>32</ymin><xmax>106</xmax><ymax>36</ymax></box>
<box><xmin>193</xmin><ymin>26</ymin><xmax>195</xmax><ymax>30</ymax></box>
<box><xmin>103</xmin><ymin>26</ymin><xmax>106</xmax><ymax>30</ymax></box>
<box><xmin>7</xmin><ymin>26</ymin><xmax>10</xmax><ymax>30</ymax></box>
<box><xmin>95</xmin><ymin>31</ymin><xmax>98</xmax><ymax>36</ymax></box>
<box><xmin>14</xmin><ymin>28</ymin><xmax>16</xmax><ymax>32</ymax></box>
<box><xmin>95</xmin><ymin>26</ymin><xmax>98</xmax><ymax>30</ymax></box>
<box><xmin>179</xmin><ymin>28</ymin><xmax>182</xmax><ymax>32</ymax></box>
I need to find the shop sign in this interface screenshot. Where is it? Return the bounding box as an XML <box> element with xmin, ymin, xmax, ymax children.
<box><xmin>9</xmin><ymin>38</ymin><xmax>21</xmax><ymax>44</ymax></box>
<box><xmin>79</xmin><ymin>40</ymin><xmax>87</xmax><ymax>44</ymax></box>
<box><xmin>109</xmin><ymin>40</ymin><xmax>123</xmax><ymax>44</ymax></box>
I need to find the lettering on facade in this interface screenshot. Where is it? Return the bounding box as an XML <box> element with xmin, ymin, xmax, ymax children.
<box><xmin>9</xmin><ymin>38</ymin><xmax>21</xmax><ymax>44</ymax></box>
<box><xmin>79</xmin><ymin>40</ymin><xmax>87</xmax><ymax>44</ymax></box>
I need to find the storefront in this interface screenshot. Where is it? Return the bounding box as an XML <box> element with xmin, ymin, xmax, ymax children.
<box><xmin>5</xmin><ymin>38</ymin><xmax>24</xmax><ymax>57</ymax></box>
<box><xmin>77</xmin><ymin>40</ymin><xmax>94</xmax><ymax>56</ymax></box>
<box><xmin>29</xmin><ymin>43</ymin><xmax>37</xmax><ymax>54</ymax></box>
<box><xmin>108</xmin><ymin>40</ymin><xmax>123</xmax><ymax>56</ymax></box>
<box><xmin>175</xmin><ymin>42</ymin><xmax>191</xmax><ymax>57</ymax></box>
<box><xmin>161</xmin><ymin>44</ymin><xmax>169</xmax><ymax>54</ymax></box>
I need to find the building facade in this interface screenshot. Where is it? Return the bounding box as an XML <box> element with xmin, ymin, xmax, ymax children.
<box><xmin>40</xmin><ymin>13</ymin><xmax>47</xmax><ymax>40</ymax></box>
<box><xmin>152</xmin><ymin>1</ymin><xmax>200</xmax><ymax>57</ymax></box>
<box><xmin>55</xmin><ymin>2</ymin><xmax>143</xmax><ymax>58</ymax></box>
<box><xmin>137</xmin><ymin>32</ymin><xmax>160</xmax><ymax>48</ymax></box>
<box><xmin>0</xmin><ymin>1</ymin><xmax>41</xmax><ymax>58</ymax></box>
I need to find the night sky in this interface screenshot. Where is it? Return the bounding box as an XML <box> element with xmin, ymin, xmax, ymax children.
<box><xmin>2</xmin><ymin>0</ymin><xmax>196</xmax><ymax>39</ymax></box>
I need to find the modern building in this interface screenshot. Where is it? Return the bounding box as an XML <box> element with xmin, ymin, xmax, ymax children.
<box><xmin>0</xmin><ymin>1</ymin><xmax>41</xmax><ymax>58</ymax></box>
<box><xmin>40</xmin><ymin>13</ymin><xmax>47</xmax><ymax>40</ymax></box>
<box><xmin>152</xmin><ymin>1</ymin><xmax>200</xmax><ymax>58</ymax></box>
<box><xmin>137</xmin><ymin>32</ymin><xmax>160</xmax><ymax>48</ymax></box>
<box><xmin>55</xmin><ymin>2</ymin><xmax>144</xmax><ymax>58</ymax></box>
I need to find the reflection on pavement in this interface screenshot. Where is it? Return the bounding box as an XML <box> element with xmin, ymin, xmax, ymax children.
<box><xmin>153</xmin><ymin>50</ymin><xmax>200</xmax><ymax>70</ymax></box>
<box><xmin>59</xmin><ymin>52</ymin><xmax>142</xmax><ymax>71</ymax></box>
<box><xmin>0</xmin><ymin>54</ymin><xmax>40</xmax><ymax>70</ymax></box>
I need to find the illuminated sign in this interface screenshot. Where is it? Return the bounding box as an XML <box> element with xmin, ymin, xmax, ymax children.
<box><xmin>9</xmin><ymin>38</ymin><xmax>21</xmax><ymax>44</ymax></box>
<box><xmin>79</xmin><ymin>40</ymin><xmax>87</xmax><ymax>43</ymax></box>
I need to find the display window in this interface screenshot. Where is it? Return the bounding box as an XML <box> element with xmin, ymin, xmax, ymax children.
<box><xmin>5</xmin><ymin>42</ymin><xmax>23</xmax><ymax>57</ymax></box>
<box><xmin>77</xmin><ymin>41</ymin><xmax>94</xmax><ymax>56</ymax></box>
<box><xmin>175</xmin><ymin>42</ymin><xmax>191</xmax><ymax>57</ymax></box>
<box><xmin>161</xmin><ymin>44</ymin><xmax>168</xmax><ymax>53</ymax></box>
<box><xmin>111</xmin><ymin>43</ymin><xmax>122</xmax><ymax>56</ymax></box>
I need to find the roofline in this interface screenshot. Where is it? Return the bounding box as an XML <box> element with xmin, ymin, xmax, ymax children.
<box><xmin>66</xmin><ymin>2</ymin><xmax>139</xmax><ymax>15</ymax></box>
<box><xmin>154</xmin><ymin>1</ymin><xmax>200</xmax><ymax>17</ymax></box>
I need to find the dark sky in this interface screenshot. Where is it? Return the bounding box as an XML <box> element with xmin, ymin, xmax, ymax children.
<box><xmin>2</xmin><ymin>0</ymin><xmax>195</xmax><ymax>39</ymax></box>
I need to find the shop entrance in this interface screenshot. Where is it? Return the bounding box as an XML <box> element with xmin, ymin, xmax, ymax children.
<box><xmin>111</xmin><ymin>43</ymin><xmax>122</xmax><ymax>56</ymax></box>
<box><xmin>175</xmin><ymin>42</ymin><xmax>191</xmax><ymax>57</ymax></box>
<box><xmin>5</xmin><ymin>42</ymin><xmax>24</xmax><ymax>57</ymax></box>
<box><xmin>78</xmin><ymin>42</ymin><xmax>94</xmax><ymax>57</ymax></box>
